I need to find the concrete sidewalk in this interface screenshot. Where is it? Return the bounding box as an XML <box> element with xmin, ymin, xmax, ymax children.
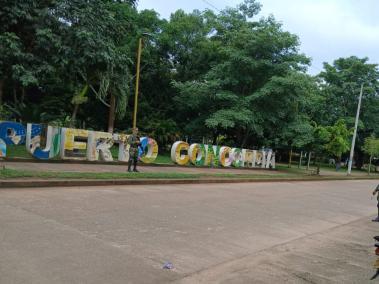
<box><xmin>179</xmin><ymin>216</ymin><xmax>379</xmax><ymax>283</ymax></box>
<box><xmin>0</xmin><ymin>180</ymin><xmax>378</xmax><ymax>283</ymax></box>
<box><xmin>1</xmin><ymin>161</ymin><xmax>277</xmax><ymax>175</ymax></box>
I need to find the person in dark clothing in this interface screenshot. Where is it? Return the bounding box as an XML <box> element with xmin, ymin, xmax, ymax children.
<box><xmin>127</xmin><ymin>128</ymin><xmax>140</xmax><ymax>172</ymax></box>
<box><xmin>372</xmin><ymin>184</ymin><xmax>379</xmax><ymax>222</ymax></box>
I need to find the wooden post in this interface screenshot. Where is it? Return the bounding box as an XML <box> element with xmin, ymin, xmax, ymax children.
<box><xmin>298</xmin><ymin>151</ymin><xmax>303</xmax><ymax>168</ymax></box>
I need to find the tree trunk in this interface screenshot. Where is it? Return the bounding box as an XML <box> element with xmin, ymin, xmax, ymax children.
<box><xmin>314</xmin><ymin>155</ymin><xmax>320</xmax><ymax>175</ymax></box>
<box><xmin>70</xmin><ymin>104</ymin><xmax>79</xmax><ymax>128</ymax></box>
<box><xmin>237</xmin><ymin>128</ymin><xmax>244</xmax><ymax>146</ymax></box>
<box><xmin>336</xmin><ymin>156</ymin><xmax>341</xmax><ymax>171</ymax></box>
<box><xmin>21</xmin><ymin>87</ymin><xmax>25</xmax><ymax>104</ymax></box>
<box><xmin>307</xmin><ymin>152</ymin><xmax>311</xmax><ymax>170</ymax></box>
<box><xmin>107</xmin><ymin>94</ymin><xmax>116</xmax><ymax>133</ymax></box>
<box><xmin>241</xmin><ymin>129</ymin><xmax>250</xmax><ymax>148</ymax></box>
<box><xmin>212</xmin><ymin>133</ymin><xmax>218</xmax><ymax>145</ymax></box>
<box><xmin>312</xmin><ymin>153</ymin><xmax>317</xmax><ymax>165</ymax></box>
<box><xmin>288</xmin><ymin>147</ymin><xmax>293</xmax><ymax>168</ymax></box>
<box><xmin>0</xmin><ymin>78</ymin><xmax>4</xmax><ymax>105</ymax></box>
<box><xmin>13</xmin><ymin>87</ymin><xmax>18</xmax><ymax>104</ymax></box>
<box><xmin>368</xmin><ymin>155</ymin><xmax>372</xmax><ymax>175</ymax></box>
<box><xmin>355</xmin><ymin>151</ymin><xmax>364</xmax><ymax>169</ymax></box>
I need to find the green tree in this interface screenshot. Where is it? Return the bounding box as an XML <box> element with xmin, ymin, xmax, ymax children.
<box><xmin>173</xmin><ymin>0</ymin><xmax>314</xmax><ymax>149</ymax></box>
<box><xmin>362</xmin><ymin>136</ymin><xmax>379</xmax><ymax>174</ymax></box>
<box><xmin>0</xmin><ymin>33</ymin><xmax>24</xmax><ymax>105</ymax></box>
<box><xmin>316</xmin><ymin>119</ymin><xmax>352</xmax><ymax>165</ymax></box>
<box><xmin>317</xmin><ymin>56</ymin><xmax>379</xmax><ymax>168</ymax></box>
<box><xmin>0</xmin><ymin>1</ymin><xmax>53</xmax><ymax>109</ymax></box>
<box><xmin>0</xmin><ymin>0</ymin><xmax>137</xmax><ymax>130</ymax></box>
<box><xmin>52</xmin><ymin>0</ymin><xmax>135</xmax><ymax>132</ymax></box>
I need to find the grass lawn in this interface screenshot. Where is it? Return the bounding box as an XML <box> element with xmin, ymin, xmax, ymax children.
<box><xmin>153</xmin><ymin>154</ymin><xmax>174</xmax><ymax>164</ymax></box>
<box><xmin>0</xmin><ymin>168</ymin><xmax>199</xmax><ymax>180</ymax></box>
<box><xmin>4</xmin><ymin>146</ymin><xmax>378</xmax><ymax>180</ymax></box>
<box><xmin>276</xmin><ymin>163</ymin><xmax>379</xmax><ymax>177</ymax></box>
<box><xmin>6</xmin><ymin>145</ymin><xmax>33</xmax><ymax>159</ymax></box>
<box><xmin>6</xmin><ymin>145</ymin><xmax>175</xmax><ymax>164</ymax></box>
<box><xmin>0</xmin><ymin>167</ymin><xmax>295</xmax><ymax>180</ymax></box>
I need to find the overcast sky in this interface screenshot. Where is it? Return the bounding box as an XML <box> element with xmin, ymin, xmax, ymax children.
<box><xmin>138</xmin><ymin>0</ymin><xmax>379</xmax><ymax>75</ymax></box>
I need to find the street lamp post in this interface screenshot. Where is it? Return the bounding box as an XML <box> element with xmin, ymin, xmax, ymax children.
<box><xmin>347</xmin><ymin>83</ymin><xmax>364</xmax><ymax>175</ymax></box>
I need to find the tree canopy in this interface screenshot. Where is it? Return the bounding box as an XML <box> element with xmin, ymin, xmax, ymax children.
<box><xmin>0</xmin><ymin>0</ymin><xmax>378</xmax><ymax>165</ymax></box>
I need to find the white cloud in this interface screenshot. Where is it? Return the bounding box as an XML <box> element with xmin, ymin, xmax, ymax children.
<box><xmin>138</xmin><ymin>0</ymin><xmax>379</xmax><ymax>74</ymax></box>
<box><xmin>258</xmin><ymin>0</ymin><xmax>379</xmax><ymax>72</ymax></box>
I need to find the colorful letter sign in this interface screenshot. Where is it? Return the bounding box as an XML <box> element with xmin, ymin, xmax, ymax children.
<box><xmin>171</xmin><ymin>141</ymin><xmax>275</xmax><ymax>169</ymax></box>
<box><xmin>87</xmin><ymin>131</ymin><xmax>114</xmax><ymax>162</ymax></box>
<box><xmin>0</xmin><ymin>121</ymin><xmax>25</xmax><ymax>145</ymax></box>
<box><xmin>139</xmin><ymin>137</ymin><xmax>159</xmax><ymax>163</ymax></box>
<box><xmin>0</xmin><ymin>121</ymin><xmax>158</xmax><ymax>163</ymax></box>
<box><xmin>219</xmin><ymin>146</ymin><xmax>232</xmax><ymax>167</ymax></box>
<box><xmin>0</xmin><ymin>121</ymin><xmax>275</xmax><ymax>169</ymax></box>
<box><xmin>26</xmin><ymin>124</ymin><xmax>61</xmax><ymax>159</ymax></box>
<box><xmin>171</xmin><ymin>141</ymin><xmax>189</xmax><ymax>166</ymax></box>
<box><xmin>0</xmin><ymin>139</ymin><xmax>6</xmax><ymax>158</ymax></box>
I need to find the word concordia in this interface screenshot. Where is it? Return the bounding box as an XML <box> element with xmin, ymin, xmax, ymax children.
<box><xmin>171</xmin><ymin>141</ymin><xmax>275</xmax><ymax>168</ymax></box>
<box><xmin>0</xmin><ymin>121</ymin><xmax>275</xmax><ymax>168</ymax></box>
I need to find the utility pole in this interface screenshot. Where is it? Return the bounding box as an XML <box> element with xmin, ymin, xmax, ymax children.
<box><xmin>347</xmin><ymin>83</ymin><xmax>364</xmax><ymax>175</ymax></box>
<box><xmin>132</xmin><ymin>33</ymin><xmax>152</xmax><ymax>129</ymax></box>
<box><xmin>132</xmin><ymin>37</ymin><xmax>143</xmax><ymax>129</ymax></box>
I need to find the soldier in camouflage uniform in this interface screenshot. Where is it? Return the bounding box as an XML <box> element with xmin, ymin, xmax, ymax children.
<box><xmin>128</xmin><ymin>128</ymin><xmax>140</xmax><ymax>172</ymax></box>
<box><xmin>373</xmin><ymin>184</ymin><xmax>379</xmax><ymax>222</ymax></box>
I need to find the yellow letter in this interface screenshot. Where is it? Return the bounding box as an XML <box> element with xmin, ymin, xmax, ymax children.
<box><xmin>171</xmin><ymin>141</ymin><xmax>189</xmax><ymax>165</ymax></box>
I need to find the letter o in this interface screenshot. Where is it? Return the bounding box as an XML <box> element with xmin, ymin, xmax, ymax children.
<box><xmin>231</xmin><ymin>148</ymin><xmax>242</xmax><ymax>167</ymax></box>
<box><xmin>219</xmin><ymin>146</ymin><xmax>233</xmax><ymax>167</ymax></box>
<box><xmin>140</xmin><ymin>137</ymin><xmax>158</xmax><ymax>163</ymax></box>
<box><xmin>188</xmin><ymin>143</ymin><xmax>204</xmax><ymax>165</ymax></box>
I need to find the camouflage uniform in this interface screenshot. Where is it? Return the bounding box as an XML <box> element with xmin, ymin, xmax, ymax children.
<box><xmin>373</xmin><ymin>184</ymin><xmax>379</xmax><ymax>222</ymax></box>
<box><xmin>128</xmin><ymin>133</ymin><xmax>140</xmax><ymax>172</ymax></box>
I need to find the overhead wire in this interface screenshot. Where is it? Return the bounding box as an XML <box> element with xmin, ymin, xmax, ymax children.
<box><xmin>200</xmin><ymin>0</ymin><xmax>221</xmax><ymax>11</ymax></box>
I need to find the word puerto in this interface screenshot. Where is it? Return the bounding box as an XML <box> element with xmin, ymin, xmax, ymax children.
<box><xmin>0</xmin><ymin>121</ymin><xmax>158</xmax><ymax>163</ymax></box>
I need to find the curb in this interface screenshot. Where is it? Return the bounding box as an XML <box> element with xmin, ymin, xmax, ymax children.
<box><xmin>2</xmin><ymin>158</ymin><xmax>276</xmax><ymax>172</ymax></box>
<box><xmin>1</xmin><ymin>177</ymin><xmax>378</xmax><ymax>189</ymax></box>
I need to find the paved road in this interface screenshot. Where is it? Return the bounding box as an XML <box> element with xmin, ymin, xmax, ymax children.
<box><xmin>0</xmin><ymin>180</ymin><xmax>378</xmax><ymax>283</ymax></box>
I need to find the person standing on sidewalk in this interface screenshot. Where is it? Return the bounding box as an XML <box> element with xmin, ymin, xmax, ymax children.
<box><xmin>128</xmin><ymin>128</ymin><xmax>140</xmax><ymax>172</ymax></box>
<box><xmin>372</xmin><ymin>184</ymin><xmax>379</xmax><ymax>222</ymax></box>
